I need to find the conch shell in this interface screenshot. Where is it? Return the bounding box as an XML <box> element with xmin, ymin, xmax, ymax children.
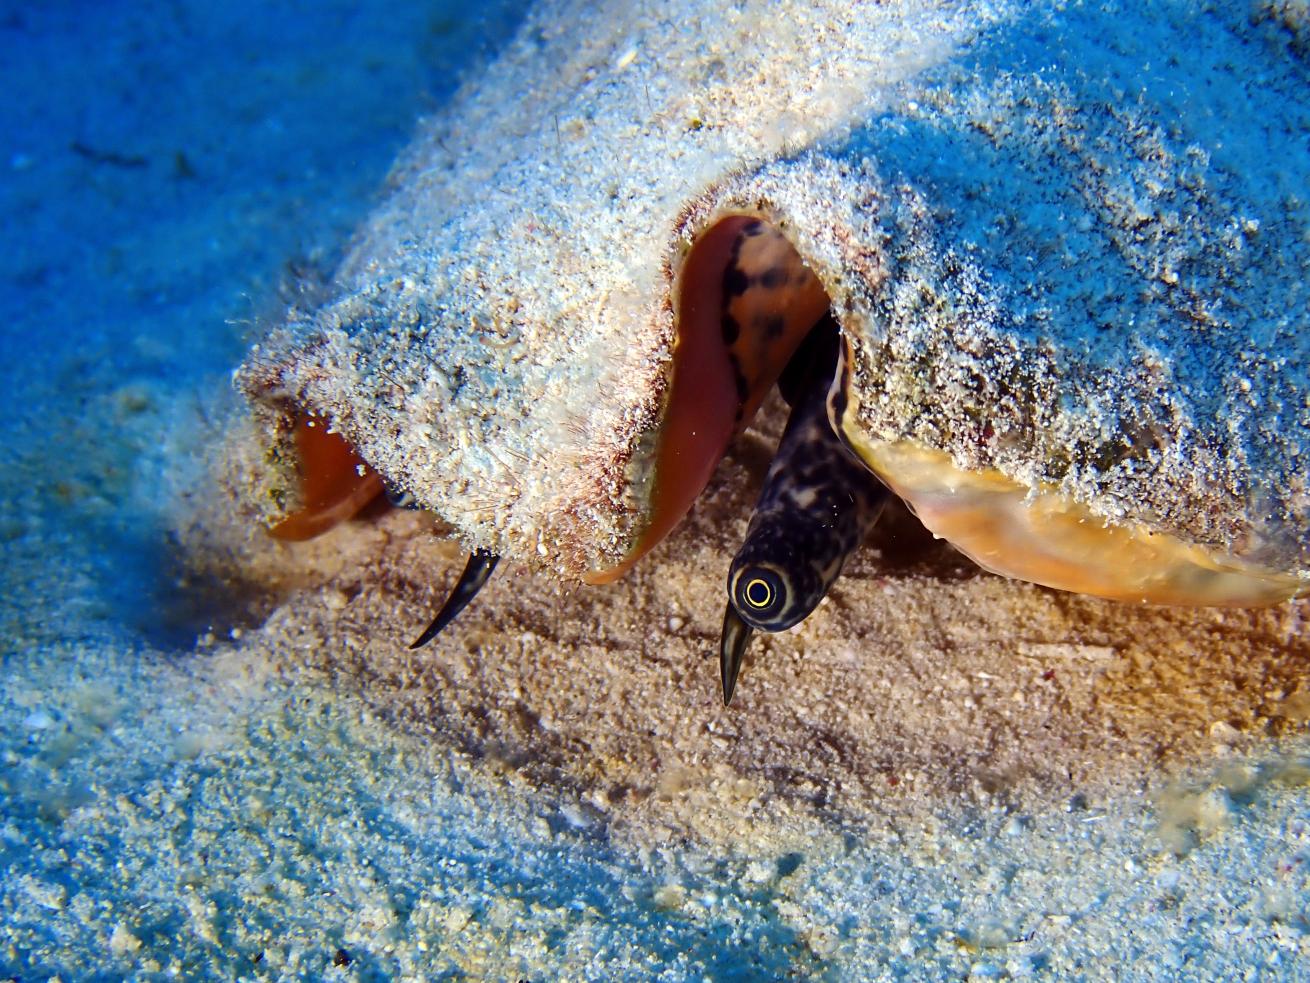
<box><xmin>239</xmin><ymin>0</ymin><xmax>1310</xmax><ymax>607</ymax></box>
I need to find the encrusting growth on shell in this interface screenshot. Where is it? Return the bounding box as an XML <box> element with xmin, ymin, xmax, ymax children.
<box><xmin>239</xmin><ymin>0</ymin><xmax>1310</xmax><ymax>662</ymax></box>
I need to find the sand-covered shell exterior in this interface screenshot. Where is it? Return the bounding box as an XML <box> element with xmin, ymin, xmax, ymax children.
<box><xmin>240</xmin><ymin>0</ymin><xmax>1310</xmax><ymax>586</ymax></box>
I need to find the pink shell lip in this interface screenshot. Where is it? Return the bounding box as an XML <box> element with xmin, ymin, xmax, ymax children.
<box><xmin>843</xmin><ymin>432</ymin><xmax>1306</xmax><ymax>609</ymax></box>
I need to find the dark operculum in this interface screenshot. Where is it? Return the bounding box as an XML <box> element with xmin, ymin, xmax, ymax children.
<box><xmin>719</xmin><ymin>313</ymin><xmax>890</xmax><ymax>705</ymax></box>
<box><xmin>409</xmin><ymin>548</ymin><xmax>500</xmax><ymax>649</ymax></box>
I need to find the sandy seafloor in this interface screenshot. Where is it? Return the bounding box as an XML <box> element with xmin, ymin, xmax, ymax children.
<box><xmin>2</xmin><ymin>1</ymin><xmax>1310</xmax><ymax>980</ymax></box>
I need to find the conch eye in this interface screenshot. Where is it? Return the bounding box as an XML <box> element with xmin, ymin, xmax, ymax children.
<box><xmin>732</xmin><ymin>566</ymin><xmax>788</xmax><ymax>623</ymax></box>
<box><xmin>385</xmin><ymin>486</ymin><xmax>418</xmax><ymax>509</ymax></box>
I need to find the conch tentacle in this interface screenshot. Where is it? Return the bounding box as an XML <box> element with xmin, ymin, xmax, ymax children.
<box><xmin>719</xmin><ymin>604</ymin><xmax>754</xmax><ymax>706</ymax></box>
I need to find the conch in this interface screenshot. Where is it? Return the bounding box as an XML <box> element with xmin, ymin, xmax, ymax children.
<box><xmin>237</xmin><ymin>0</ymin><xmax>1310</xmax><ymax>697</ymax></box>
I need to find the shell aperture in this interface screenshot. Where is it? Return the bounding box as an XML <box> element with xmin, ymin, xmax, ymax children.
<box><xmin>404</xmin><ymin>217</ymin><xmax>832</xmax><ymax>642</ymax></box>
<box><xmin>720</xmin><ymin>315</ymin><xmax>890</xmax><ymax>705</ymax></box>
<box><xmin>269</xmin><ymin>413</ymin><xmax>385</xmax><ymax>542</ymax></box>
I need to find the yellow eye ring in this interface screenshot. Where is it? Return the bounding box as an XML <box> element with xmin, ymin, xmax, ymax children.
<box><xmin>744</xmin><ymin>577</ymin><xmax>774</xmax><ymax>609</ymax></box>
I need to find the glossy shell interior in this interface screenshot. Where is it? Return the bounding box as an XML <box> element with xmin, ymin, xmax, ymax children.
<box><xmin>584</xmin><ymin>215</ymin><xmax>827</xmax><ymax>584</ymax></box>
<box><xmin>268</xmin><ymin>413</ymin><xmax>384</xmax><ymax>542</ymax></box>
<box><xmin>835</xmin><ymin>392</ymin><xmax>1305</xmax><ymax>607</ymax></box>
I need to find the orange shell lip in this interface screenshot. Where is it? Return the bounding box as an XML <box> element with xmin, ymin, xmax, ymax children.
<box><xmin>585</xmin><ymin>215</ymin><xmax>828</xmax><ymax>584</ymax></box>
<box><xmin>268</xmin><ymin>412</ymin><xmax>386</xmax><ymax>542</ymax></box>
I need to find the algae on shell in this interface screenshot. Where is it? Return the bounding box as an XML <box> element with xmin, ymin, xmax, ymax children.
<box><xmin>240</xmin><ymin>0</ymin><xmax>1310</xmax><ymax>587</ymax></box>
